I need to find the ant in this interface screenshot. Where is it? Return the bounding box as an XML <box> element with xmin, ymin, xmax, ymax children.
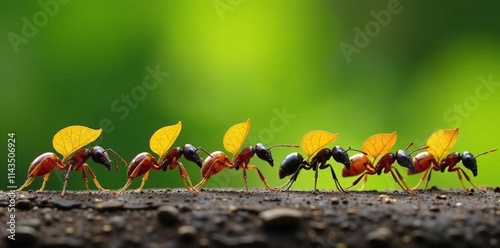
<box><xmin>342</xmin><ymin>143</ymin><xmax>427</xmax><ymax>192</ymax></box>
<box><xmin>279</xmin><ymin>146</ymin><xmax>364</xmax><ymax>192</ymax></box>
<box><xmin>114</xmin><ymin>144</ymin><xmax>211</xmax><ymax>194</ymax></box>
<box><xmin>410</xmin><ymin>148</ymin><xmax>497</xmax><ymax>192</ymax></box>
<box><xmin>16</xmin><ymin>146</ymin><xmax>126</xmax><ymax>196</ymax></box>
<box><xmin>194</xmin><ymin>143</ymin><xmax>297</xmax><ymax>193</ymax></box>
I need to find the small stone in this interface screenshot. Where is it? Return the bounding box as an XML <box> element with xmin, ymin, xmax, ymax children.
<box><xmin>493</xmin><ymin>187</ymin><xmax>500</xmax><ymax>193</ymax></box>
<box><xmin>379</xmin><ymin>194</ymin><xmax>390</xmax><ymax>199</ymax></box>
<box><xmin>435</xmin><ymin>194</ymin><xmax>447</xmax><ymax>200</ymax></box>
<box><xmin>346</xmin><ymin>208</ymin><xmax>358</xmax><ymax>216</ymax></box>
<box><xmin>366</xmin><ymin>227</ymin><xmax>393</xmax><ymax>248</ymax></box>
<box><xmin>42</xmin><ymin>237</ymin><xmax>84</xmax><ymax>248</ymax></box>
<box><xmin>16</xmin><ymin>199</ymin><xmax>32</xmax><ymax>210</ymax></box>
<box><xmin>157</xmin><ymin>205</ymin><xmax>180</xmax><ymax>226</ymax></box>
<box><xmin>259</xmin><ymin>208</ymin><xmax>302</xmax><ymax>230</ymax></box>
<box><xmin>6</xmin><ymin>226</ymin><xmax>38</xmax><ymax>246</ymax></box>
<box><xmin>96</xmin><ymin>200</ymin><xmax>124</xmax><ymax>211</ymax></box>
<box><xmin>456</xmin><ymin>202</ymin><xmax>464</xmax><ymax>207</ymax></box>
<box><xmin>211</xmin><ymin>233</ymin><xmax>267</xmax><ymax>247</ymax></box>
<box><xmin>310</xmin><ymin>221</ymin><xmax>327</xmax><ymax>232</ymax></box>
<box><xmin>429</xmin><ymin>206</ymin><xmax>440</xmax><ymax>212</ymax></box>
<box><xmin>65</xmin><ymin>226</ymin><xmax>75</xmax><ymax>235</ymax></box>
<box><xmin>102</xmin><ymin>224</ymin><xmax>113</xmax><ymax>233</ymax></box>
<box><xmin>109</xmin><ymin>216</ymin><xmax>126</xmax><ymax>230</ymax></box>
<box><xmin>330</xmin><ymin>197</ymin><xmax>340</xmax><ymax>205</ymax></box>
<box><xmin>342</xmin><ymin>199</ymin><xmax>349</xmax><ymax>205</ymax></box>
<box><xmin>20</xmin><ymin>218</ymin><xmax>41</xmax><ymax>230</ymax></box>
<box><xmin>178</xmin><ymin>225</ymin><xmax>197</xmax><ymax>242</ymax></box>
<box><xmin>52</xmin><ymin>198</ymin><xmax>81</xmax><ymax>210</ymax></box>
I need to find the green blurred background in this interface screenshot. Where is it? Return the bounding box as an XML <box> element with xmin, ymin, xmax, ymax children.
<box><xmin>1</xmin><ymin>0</ymin><xmax>499</xmax><ymax>191</ymax></box>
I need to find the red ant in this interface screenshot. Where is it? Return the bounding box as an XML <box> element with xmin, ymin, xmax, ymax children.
<box><xmin>194</xmin><ymin>143</ymin><xmax>297</xmax><ymax>193</ymax></box>
<box><xmin>342</xmin><ymin>143</ymin><xmax>427</xmax><ymax>192</ymax></box>
<box><xmin>410</xmin><ymin>148</ymin><xmax>497</xmax><ymax>192</ymax></box>
<box><xmin>278</xmin><ymin>146</ymin><xmax>364</xmax><ymax>191</ymax></box>
<box><xmin>16</xmin><ymin>146</ymin><xmax>126</xmax><ymax>196</ymax></box>
<box><xmin>114</xmin><ymin>144</ymin><xmax>211</xmax><ymax>194</ymax></box>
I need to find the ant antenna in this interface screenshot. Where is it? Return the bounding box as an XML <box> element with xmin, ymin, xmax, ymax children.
<box><xmin>474</xmin><ymin>148</ymin><xmax>497</xmax><ymax>159</ymax></box>
<box><xmin>345</xmin><ymin>147</ymin><xmax>367</xmax><ymax>155</ymax></box>
<box><xmin>267</xmin><ymin>144</ymin><xmax>299</xmax><ymax>150</ymax></box>
<box><xmin>196</xmin><ymin>147</ymin><xmax>213</xmax><ymax>158</ymax></box>
<box><xmin>106</xmin><ymin>149</ymin><xmax>128</xmax><ymax>171</ymax></box>
<box><xmin>403</xmin><ymin>143</ymin><xmax>428</xmax><ymax>156</ymax></box>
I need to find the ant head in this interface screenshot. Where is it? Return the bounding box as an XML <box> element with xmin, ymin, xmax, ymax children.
<box><xmin>395</xmin><ymin>148</ymin><xmax>416</xmax><ymax>174</ymax></box>
<box><xmin>460</xmin><ymin>149</ymin><xmax>496</xmax><ymax>177</ymax></box>
<box><xmin>331</xmin><ymin>146</ymin><xmax>351</xmax><ymax>169</ymax></box>
<box><xmin>182</xmin><ymin>144</ymin><xmax>203</xmax><ymax>168</ymax></box>
<box><xmin>90</xmin><ymin>146</ymin><xmax>112</xmax><ymax>171</ymax></box>
<box><xmin>255</xmin><ymin>143</ymin><xmax>273</xmax><ymax>167</ymax></box>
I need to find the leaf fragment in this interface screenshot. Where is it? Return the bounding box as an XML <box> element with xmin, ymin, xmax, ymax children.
<box><xmin>223</xmin><ymin>119</ymin><xmax>251</xmax><ymax>159</ymax></box>
<box><xmin>301</xmin><ymin>130</ymin><xmax>339</xmax><ymax>158</ymax></box>
<box><xmin>362</xmin><ymin>132</ymin><xmax>397</xmax><ymax>161</ymax></box>
<box><xmin>150</xmin><ymin>121</ymin><xmax>182</xmax><ymax>160</ymax></box>
<box><xmin>52</xmin><ymin>125</ymin><xmax>102</xmax><ymax>163</ymax></box>
<box><xmin>426</xmin><ymin>128</ymin><xmax>459</xmax><ymax>160</ymax></box>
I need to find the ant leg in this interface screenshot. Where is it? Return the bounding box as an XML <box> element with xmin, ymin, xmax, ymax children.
<box><xmin>392</xmin><ymin>167</ymin><xmax>415</xmax><ymax>193</ymax></box>
<box><xmin>328</xmin><ymin>165</ymin><xmax>344</xmax><ymax>192</ymax></box>
<box><xmin>114</xmin><ymin>160</ymin><xmax>148</xmax><ymax>195</ymax></box>
<box><xmin>360</xmin><ymin>174</ymin><xmax>369</xmax><ymax>191</ymax></box>
<box><xmin>16</xmin><ymin>177</ymin><xmax>36</xmax><ymax>192</ymax></box>
<box><xmin>459</xmin><ymin>169</ymin><xmax>486</xmax><ymax>192</ymax></box>
<box><xmin>246</xmin><ymin>165</ymin><xmax>277</xmax><ymax>193</ymax></box>
<box><xmin>83</xmin><ymin>163</ymin><xmax>108</xmax><ymax>191</ymax></box>
<box><xmin>279</xmin><ymin>164</ymin><xmax>303</xmax><ymax>191</ymax></box>
<box><xmin>81</xmin><ymin>168</ymin><xmax>91</xmax><ymax>192</ymax></box>
<box><xmin>344</xmin><ymin>173</ymin><xmax>367</xmax><ymax>190</ymax></box>
<box><xmin>135</xmin><ymin>171</ymin><xmax>150</xmax><ymax>193</ymax></box>
<box><xmin>412</xmin><ymin>167</ymin><xmax>431</xmax><ymax>191</ymax></box>
<box><xmin>242</xmin><ymin>164</ymin><xmax>250</xmax><ymax>194</ymax></box>
<box><xmin>61</xmin><ymin>163</ymin><xmax>76</xmax><ymax>197</ymax></box>
<box><xmin>176</xmin><ymin>161</ymin><xmax>198</xmax><ymax>193</ymax></box>
<box><xmin>37</xmin><ymin>174</ymin><xmax>51</xmax><ymax>192</ymax></box>
<box><xmin>388</xmin><ymin>169</ymin><xmax>409</xmax><ymax>192</ymax></box>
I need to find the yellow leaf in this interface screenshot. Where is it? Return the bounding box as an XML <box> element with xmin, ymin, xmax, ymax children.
<box><xmin>362</xmin><ymin>132</ymin><xmax>397</xmax><ymax>161</ymax></box>
<box><xmin>426</xmin><ymin>127</ymin><xmax>459</xmax><ymax>160</ymax></box>
<box><xmin>223</xmin><ymin>119</ymin><xmax>250</xmax><ymax>158</ymax></box>
<box><xmin>150</xmin><ymin>121</ymin><xmax>182</xmax><ymax>160</ymax></box>
<box><xmin>52</xmin><ymin>125</ymin><xmax>102</xmax><ymax>163</ymax></box>
<box><xmin>301</xmin><ymin>130</ymin><xmax>339</xmax><ymax>158</ymax></box>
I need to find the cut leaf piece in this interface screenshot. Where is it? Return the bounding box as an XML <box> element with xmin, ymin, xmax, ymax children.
<box><xmin>52</xmin><ymin>125</ymin><xmax>102</xmax><ymax>163</ymax></box>
<box><xmin>301</xmin><ymin>130</ymin><xmax>339</xmax><ymax>158</ymax></box>
<box><xmin>223</xmin><ymin>119</ymin><xmax>251</xmax><ymax>158</ymax></box>
<box><xmin>150</xmin><ymin>121</ymin><xmax>182</xmax><ymax>160</ymax></box>
<box><xmin>426</xmin><ymin>127</ymin><xmax>459</xmax><ymax>160</ymax></box>
<box><xmin>362</xmin><ymin>132</ymin><xmax>397</xmax><ymax>161</ymax></box>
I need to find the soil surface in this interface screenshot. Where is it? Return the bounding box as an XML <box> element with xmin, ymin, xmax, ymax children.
<box><xmin>1</xmin><ymin>187</ymin><xmax>500</xmax><ymax>248</ymax></box>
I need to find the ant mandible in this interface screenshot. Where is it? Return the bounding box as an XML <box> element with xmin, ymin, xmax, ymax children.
<box><xmin>279</xmin><ymin>146</ymin><xmax>364</xmax><ymax>192</ymax></box>
<box><xmin>16</xmin><ymin>146</ymin><xmax>126</xmax><ymax>196</ymax></box>
<box><xmin>410</xmin><ymin>148</ymin><xmax>497</xmax><ymax>192</ymax></box>
<box><xmin>342</xmin><ymin>143</ymin><xmax>427</xmax><ymax>192</ymax></box>
<box><xmin>194</xmin><ymin>143</ymin><xmax>296</xmax><ymax>193</ymax></box>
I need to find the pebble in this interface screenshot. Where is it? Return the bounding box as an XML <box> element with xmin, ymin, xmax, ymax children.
<box><xmin>157</xmin><ymin>205</ymin><xmax>180</xmax><ymax>226</ymax></box>
<box><xmin>366</xmin><ymin>227</ymin><xmax>393</xmax><ymax>248</ymax></box>
<box><xmin>20</xmin><ymin>218</ymin><xmax>42</xmax><ymax>230</ymax></box>
<box><xmin>330</xmin><ymin>197</ymin><xmax>340</xmax><ymax>205</ymax></box>
<box><xmin>96</xmin><ymin>200</ymin><xmax>124</xmax><ymax>211</ymax></box>
<box><xmin>429</xmin><ymin>206</ymin><xmax>440</xmax><ymax>212</ymax></box>
<box><xmin>7</xmin><ymin>226</ymin><xmax>39</xmax><ymax>246</ymax></box>
<box><xmin>259</xmin><ymin>208</ymin><xmax>302</xmax><ymax>230</ymax></box>
<box><xmin>178</xmin><ymin>225</ymin><xmax>197</xmax><ymax>242</ymax></box>
<box><xmin>16</xmin><ymin>199</ymin><xmax>32</xmax><ymax>210</ymax></box>
<box><xmin>211</xmin><ymin>233</ymin><xmax>267</xmax><ymax>247</ymax></box>
<box><xmin>109</xmin><ymin>216</ymin><xmax>126</xmax><ymax>230</ymax></box>
<box><xmin>493</xmin><ymin>187</ymin><xmax>500</xmax><ymax>193</ymax></box>
<box><xmin>435</xmin><ymin>194</ymin><xmax>447</xmax><ymax>200</ymax></box>
<box><xmin>41</xmin><ymin>237</ymin><xmax>84</xmax><ymax>248</ymax></box>
<box><xmin>52</xmin><ymin>198</ymin><xmax>81</xmax><ymax>210</ymax></box>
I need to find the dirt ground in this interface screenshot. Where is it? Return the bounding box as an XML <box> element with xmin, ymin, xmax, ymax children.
<box><xmin>1</xmin><ymin>187</ymin><xmax>500</xmax><ymax>248</ymax></box>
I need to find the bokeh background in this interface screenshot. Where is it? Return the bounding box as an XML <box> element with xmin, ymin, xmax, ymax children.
<box><xmin>1</xmin><ymin>0</ymin><xmax>499</xmax><ymax>191</ymax></box>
